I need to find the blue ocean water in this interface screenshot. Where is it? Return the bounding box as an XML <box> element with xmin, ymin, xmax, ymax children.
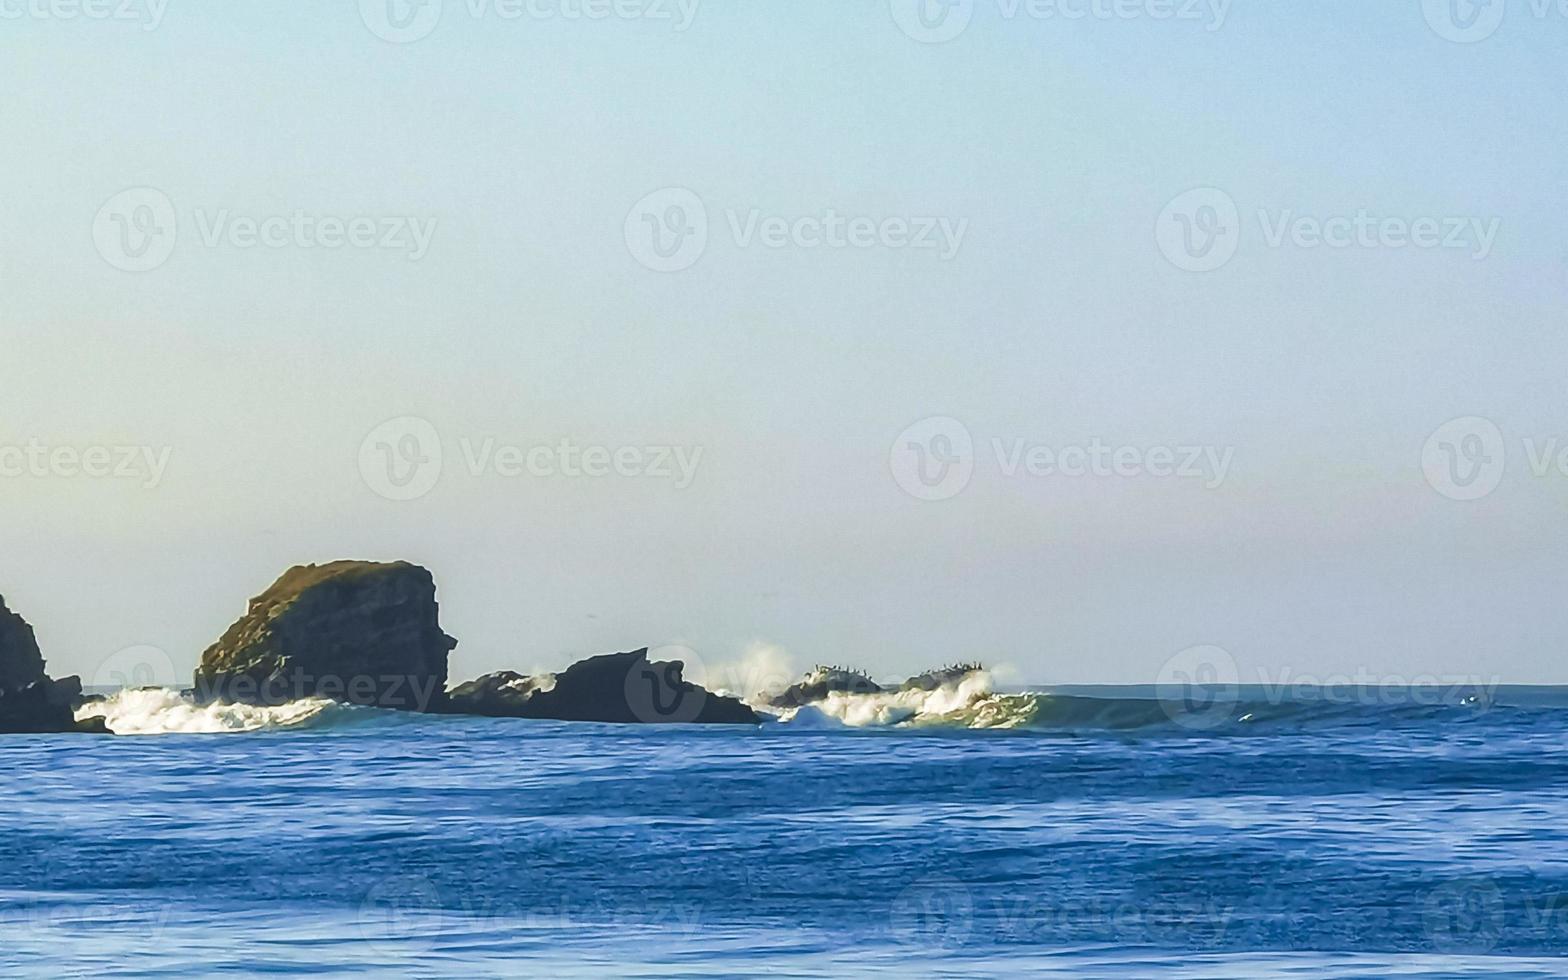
<box><xmin>6</xmin><ymin>687</ymin><xmax>1568</xmax><ymax>977</ymax></box>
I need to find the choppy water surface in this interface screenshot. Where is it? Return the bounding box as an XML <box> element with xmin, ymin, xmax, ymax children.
<box><xmin>6</xmin><ymin>687</ymin><xmax>1568</xmax><ymax>977</ymax></box>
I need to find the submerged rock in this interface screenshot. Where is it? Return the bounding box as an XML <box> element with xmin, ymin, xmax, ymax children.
<box><xmin>193</xmin><ymin>561</ymin><xmax>456</xmax><ymax>712</ymax></box>
<box><xmin>0</xmin><ymin>595</ymin><xmax>106</xmax><ymax>734</ymax></box>
<box><xmin>767</xmin><ymin>666</ymin><xmax>885</xmax><ymax>709</ymax></box>
<box><xmin>446</xmin><ymin>649</ymin><xmax>758</xmax><ymax>725</ymax></box>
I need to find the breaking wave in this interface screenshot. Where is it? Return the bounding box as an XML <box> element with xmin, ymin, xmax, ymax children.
<box><xmin>75</xmin><ymin>687</ymin><xmax>353</xmax><ymax>736</ymax></box>
<box><xmin>757</xmin><ymin>672</ymin><xmax>1504</xmax><ymax>732</ymax></box>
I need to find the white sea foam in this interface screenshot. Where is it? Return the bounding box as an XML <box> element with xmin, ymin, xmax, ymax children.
<box><xmin>75</xmin><ymin>687</ymin><xmax>341</xmax><ymax>735</ymax></box>
<box><xmin>766</xmin><ymin>671</ymin><xmax>1036</xmax><ymax>729</ymax></box>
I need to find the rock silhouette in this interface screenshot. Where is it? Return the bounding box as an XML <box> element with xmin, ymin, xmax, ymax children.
<box><xmin>447</xmin><ymin>649</ymin><xmax>757</xmax><ymax>725</ymax></box>
<box><xmin>194</xmin><ymin>561</ymin><xmax>456</xmax><ymax>711</ymax></box>
<box><xmin>0</xmin><ymin>596</ymin><xmax>106</xmax><ymax>734</ymax></box>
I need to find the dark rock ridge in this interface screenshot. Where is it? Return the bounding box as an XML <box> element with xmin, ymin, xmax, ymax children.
<box><xmin>446</xmin><ymin>649</ymin><xmax>758</xmax><ymax>725</ymax></box>
<box><xmin>899</xmin><ymin>662</ymin><xmax>986</xmax><ymax>693</ymax></box>
<box><xmin>767</xmin><ymin>665</ymin><xmax>883</xmax><ymax>709</ymax></box>
<box><xmin>768</xmin><ymin>663</ymin><xmax>987</xmax><ymax>708</ymax></box>
<box><xmin>0</xmin><ymin>596</ymin><xmax>107</xmax><ymax>734</ymax></box>
<box><xmin>194</xmin><ymin>561</ymin><xmax>456</xmax><ymax>711</ymax></box>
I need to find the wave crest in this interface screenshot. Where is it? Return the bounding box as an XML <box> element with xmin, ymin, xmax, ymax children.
<box><xmin>75</xmin><ymin>687</ymin><xmax>346</xmax><ymax>735</ymax></box>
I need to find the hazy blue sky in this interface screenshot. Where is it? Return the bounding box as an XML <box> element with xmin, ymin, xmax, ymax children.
<box><xmin>3</xmin><ymin>1</ymin><xmax>1566</xmax><ymax>690</ymax></box>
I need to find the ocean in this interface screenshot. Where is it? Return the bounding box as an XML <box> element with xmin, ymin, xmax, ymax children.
<box><xmin>4</xmin><ymin>682</ymin><xmax>1568</xmax><ymax>977</ymax></box>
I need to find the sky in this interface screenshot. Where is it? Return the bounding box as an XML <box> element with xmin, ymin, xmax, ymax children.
<box><xmin>2</xmin><ymin>0</ymin><xmax>1566</xmax><ymax>692</ymax></box>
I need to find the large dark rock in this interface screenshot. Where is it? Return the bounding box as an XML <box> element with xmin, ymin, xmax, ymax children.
<box><xmin>446</xmin><ymin>649</ymin><xmax>758</xmax><ymax>725</ymax></box>
<box><xmin>0</xmin><ymin>595</ymin><xmax>105</xmax><ymax>734</ymax></box>
<box><xmin>767</xmin><ymin>666</ymin><xmax>884</xmax><ymax>709</ymax></box>
<box><xmin>193</xmin><ymin>561</ymin><xmax>456</xmax><ymax>711</ymax></box>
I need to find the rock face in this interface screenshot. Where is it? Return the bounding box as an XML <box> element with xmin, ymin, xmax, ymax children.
<box><xmin>193</xmin><ymin>561</ymin><xmax>456</xmax><ymax>711</ymax></box>
<box><xmin>0</xmin><ymin>596</ymin><xmax>105</xmax><ymax>734</ymax></box>
<box><xmin>446</xmin><ymin>649</ymin><xmax>758</xmax><ymax>725</ymax></box>
<box><xmin>767</xmin><ymin>666</ymin><xmax>884</xmax><ymax>709</ymax></box>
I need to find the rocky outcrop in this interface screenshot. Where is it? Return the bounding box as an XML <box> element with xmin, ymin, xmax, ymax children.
<box><xmin>193</xmin><ymin>561</ymin><xmax>456</xmax><ymax>711</ymax></box>
<box><xmin>446</xmin><ymin>649</ymin><xmax>758</xmax><ymax>725</ymax></box>
<box><xmin>0</xmin><ymin>596</ymin><xmax>106</xmax><ymax>734</ymax></box>
<box><xmin>767</xmin><ymin>666</ymin><xmax>884</xmax><ymax>709</ymax></box>
<box><xmin>899</xmin><ymin>663</ymin><xmax>986</xmax><ymax>692</ymax></box>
